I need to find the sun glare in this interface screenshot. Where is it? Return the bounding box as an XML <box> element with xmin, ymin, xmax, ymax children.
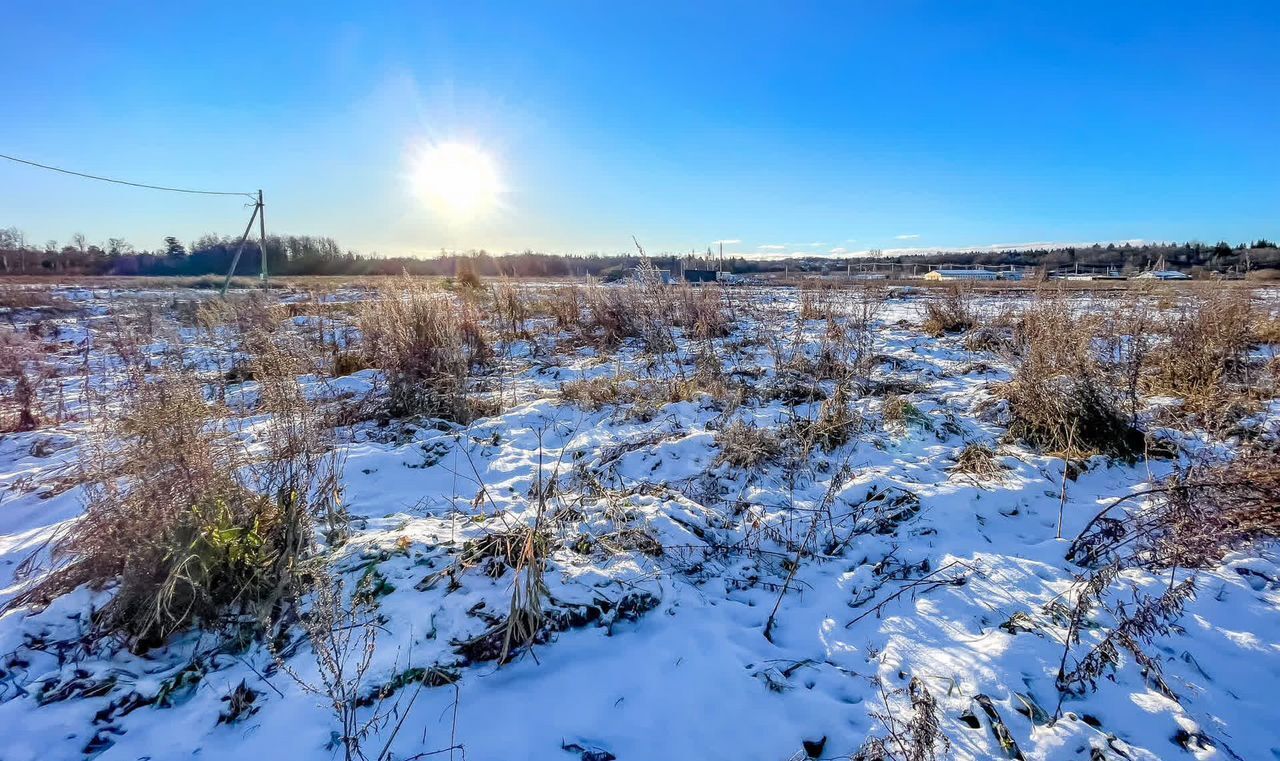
<box><xmin>409</xmin><ymin>142</ymin><xmax>501</xmax><ymax>222</ymax></box>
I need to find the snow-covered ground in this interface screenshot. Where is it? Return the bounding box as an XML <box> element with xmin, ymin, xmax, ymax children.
<box><xmin>1</xmin><ymin>283</ymin><xmax>1277</xmax><ymax>761</ymax></box>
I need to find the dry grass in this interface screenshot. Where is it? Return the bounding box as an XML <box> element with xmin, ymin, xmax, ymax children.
<box><xmin>0</xmin><ymin>285</ymin><xmax>74</xmax><ymax>312</ymax></box>
<box><xmin>922</xmin><ymin>286</ymin><xmax>978</xmax><ymax>337</ymax></box>
<box><xmin>358</xmin><ymin>276</ymin><xmax>487</xmax><ymax>422</ymax></box>
<box><xmin>672</xmin><ymin>282</ymin><xmax>732</xmax><ymax>339</ymax></box>
<box><xmin>6</xmin><ymin>359</ymin><xmax>338</xmax><ymax>648</ymax></box>
<box><xmin>949</xmin><ymin>443</ymin><xmax>1008</xmax><ymax>481</ymax></box>
<box><xmin>787</xmin><ymin>383</ymin><xmax>863</xmax><ymax>452</ymax></box>
<box><xmin>491</xmin><ymin>277</ymin><xmax>531</xmax><ymax>340</ymax></box>
<box><xmin>882</xmin><ymin>395</ymin><xmax>929</xmax><ymax>429</ymax></box>
<box><xmin>581</xmin><ymin>269</ymin><xmax>676</xmax><ymax>352</ymax></box>
<box><xmin>0</xmin><ymin>328</ymin><xmax>43</xmax><ymax>432</ymax></box>
<box><xmin>714</xmin><ymin>420</ymin><xmax>782</xmax><ymax>469</ymax></box>
<box><xmin>1001</xmin><ymin>293</ymin><xmax>1146</xmax><ymax>458</ymax></box>
<box><xmin>1146</xmin><ymin>288</ymin><xmax>1259</xmax><ymax>409</ymax></box>
<box><xmin>798</xmin><ymin>286</ymin><xmax>836</xmax><ymax>322</ymax></box>
<box><xmin>542</xmin><ymin>285</ymin><xmax>583</xmax><ymax>331</ymax></box>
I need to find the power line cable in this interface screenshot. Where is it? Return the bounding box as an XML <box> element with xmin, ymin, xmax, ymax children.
<box><xmin>0</xmin><ymin>152</ymin><xmax>256</xmax><ymax>198</ymax></box>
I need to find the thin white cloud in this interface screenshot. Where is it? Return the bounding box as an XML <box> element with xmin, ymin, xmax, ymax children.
<box><xmin>895</xmin><ymin>234</ymin><xmax>921</xmax><ymax>240</ymax></box>
<box><xmin>757</xmin><ymin>244</ymin><xmax>787</xmax><ymax>250</ymax></box>
<box><xmin>713</xmin><ymin>239</ymin><xmax>741</xmax><ymax>245</ymax></box>
<box><xmin>828</xmin><ymin>247</ymin><xmax>848</xmax><ymax>255</ymax></box>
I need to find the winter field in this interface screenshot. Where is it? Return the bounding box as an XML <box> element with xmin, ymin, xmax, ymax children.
<box><xmin>0</xmin><ymin>275</ymin><xmax>1277</xmax><ymax>761</ymax></box>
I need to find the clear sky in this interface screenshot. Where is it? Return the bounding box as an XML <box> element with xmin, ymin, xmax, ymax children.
<box><xmin>3</xmin><ymin>1</ymin><xmax>1277</xmax><ymax>258</ymax></box>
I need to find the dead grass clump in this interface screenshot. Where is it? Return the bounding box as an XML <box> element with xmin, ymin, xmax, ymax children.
<box><xmin>714</xmin><ymin>420</ymin><xmax>782</xmax><ymax>469</ymax></box>
<box><xmin>331</xmin><ymin>349</ymin><xmax>370</xmax><ymax>377</ymax></box>
<box><xmin>0</xmin><ymin>329</ymin><xmax>43</xmax><ymax>432</ymax></box>
<box><xmin>1002</xmin><ymin>294</ymin><xmax>1145</xmax><ymax>459</ymax></box>
<box><xmin>789</xmin><ymin>384</ymin><xmax>862</xmax><ymax>452</ymax></box>
<box><xmin>462</xmin><ymin>526</ymin><xmax>554</xmax><ymax>575</ymax></box>
<box><xmin>359</xmin><ymin>276</ymin><xmax>483</xmax><ymax>422</ymax></box>
<box><xmin>882</xmin><ymin>395</ymin><xmax>929</xmax><ymax>429</ymax></box>
<box><xmin>1254</xmin><ymin>312</ymin><xmax>1280</xmax><ymax>345</ymax></box>
<box><xmin>922</xmin><ymin>286</ymin><xmax>978</xmax><ymax>337</ymax></box>
<box><xmin>543</xmin><ymin>285</ymin><xmax>582</xmax><ymax>330</ymax></box>
<box><xmin>6</xmin><ymin>366</ymin><xmax>329</xmax><ymax>648</ymax></box>
<box><xmin>672</xmin><ymin>283</ymin><xmax>731</xmax><ymax>339</ymax></box>
<box><xmin>560</xmin><ymin>371</ymin><xmax>728</xmax><ymax>415</ymax></box>
<box><xmin>1146</xmin><ymin>289</ymin><xmax>1258</xmax><ymax>408</ymax></box>
<box><xmin>798</xmin><ymin>287</ymin><xmax>835</xmax><ymax>322</ymax></box>
<box><xmin>949</xmin><ymin>443</ymin><xmax>1008</xmax><ymax>480</ymax></box>
<box><xmin>962</xmin><ymin>325</ymin><xmax>1013</xmax><ymax>355</ymax></box>
<box><xmin>581</xmin><ymin>268</ymin><xmax>677</xmax><ymax>352</ymax></box>
<box><xmin>491</xmin><ymin>277</ymin><xmax>530</xmax><ymax>340</ymax></box>
<box><xmin>196</xmin><ymin>292</ymin><xmax>281</xmax><ymax>337</ymax></box>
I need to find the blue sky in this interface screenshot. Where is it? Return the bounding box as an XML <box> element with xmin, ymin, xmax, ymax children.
<box><xmin>3</xmin><ymin>1</ymin><xmax>1277</xmax><ymax>258</ymax></box>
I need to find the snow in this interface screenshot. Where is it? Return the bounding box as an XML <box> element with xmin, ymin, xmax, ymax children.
<box><xmin>0</xmin><ymin>283</ymin><xmax>1278</xmax><ymax>761</ymax></box>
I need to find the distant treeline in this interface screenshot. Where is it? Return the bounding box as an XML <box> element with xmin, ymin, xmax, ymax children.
<box><xmin>1</xmin><ymin>226</ymin><xmax>1277</xmax><ymax>279</ymax></box>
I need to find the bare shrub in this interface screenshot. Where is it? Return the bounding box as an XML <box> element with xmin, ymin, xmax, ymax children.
<box><xmin>1054</xmin><ymin>447</ymin><xmax>1280</xmax><ymax>706</ymax></box>
<box><xmin>1068</xmin><ymin>447</ymin><xmax>1280</xmax><ymax>570</ymax></box>
<box><xmin>857</xmin><ymin>677</ymin><xmax>949</xmax><ymax>761</ymax></box>
<box><xmin>275</xmin><ymin>569</ymin><xmax>451</xmax><ymax>761</ymax></box>
<box><xmin>922</xmin><ymin>286</ymin><xmax>977</xmax><ymax>337</ymax></box>
<box><xmin>359</xmin><ymin>276</ymin><xmax>484</xmax><ymax>422</ymax></box>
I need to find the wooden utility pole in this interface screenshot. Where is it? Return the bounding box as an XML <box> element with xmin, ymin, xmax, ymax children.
<box><xmin>220</xmin><ymin>202</ymin><xmax>260</xmax><ymax>296</ymax></box>
<box><xmin>257</xmin><ymin>189</ymin><xmax>268</xmax><ymax>286</ymax></box>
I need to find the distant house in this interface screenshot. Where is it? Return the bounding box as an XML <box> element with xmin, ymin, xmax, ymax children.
<box><xmin>923</xmin><ymin>269</ymin><xmax>997</xmax><ymax>281</ymax></box>
<box><xmin>683</xmin><ymin>269</ymin><xmax>719</xmax><ymax>283</ymax></box>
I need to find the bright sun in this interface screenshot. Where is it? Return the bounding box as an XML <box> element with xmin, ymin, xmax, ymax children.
<box><xmin>409</xmin><ymin>142</ymin><xmax>501</xmax><ymax>222</ymax></box>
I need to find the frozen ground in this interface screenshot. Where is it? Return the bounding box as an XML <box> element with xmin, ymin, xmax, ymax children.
<box><xmin>0</xmin><ymin>282</ymin><xmax>1278</xmax><ymax>761</ymax></box>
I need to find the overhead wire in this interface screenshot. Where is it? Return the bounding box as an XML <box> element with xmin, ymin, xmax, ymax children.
<box><xmin>0</xmin><ymin>152</ymin><xmax>256</xmax><ymax>198</ymax></box>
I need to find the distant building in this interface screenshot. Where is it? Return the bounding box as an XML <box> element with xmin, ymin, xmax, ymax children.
<box><xmin>1132</xmin><ymin>256</ymin><xmax>1190</xmax><ymax>281</ymax></box>
<box><xmin>923</xmin><ymin>269</ymin><xmax>998</xmax><ymax>281</ymax></box>
<box><xmin>683</xmin><ymin>269</ymin><xmax>719</xmax><ymax>283</ymax></box>
<box><xmin>1132</xmin><ymin>270</ymin><xmax>1191</xmax><ymax>280</ymax></box>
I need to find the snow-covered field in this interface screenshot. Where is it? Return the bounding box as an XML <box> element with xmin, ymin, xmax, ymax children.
<box><xmin>0</xmin><ymin>282</ymin><xmax>1277</xmax><ymax>761</ymax></box>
